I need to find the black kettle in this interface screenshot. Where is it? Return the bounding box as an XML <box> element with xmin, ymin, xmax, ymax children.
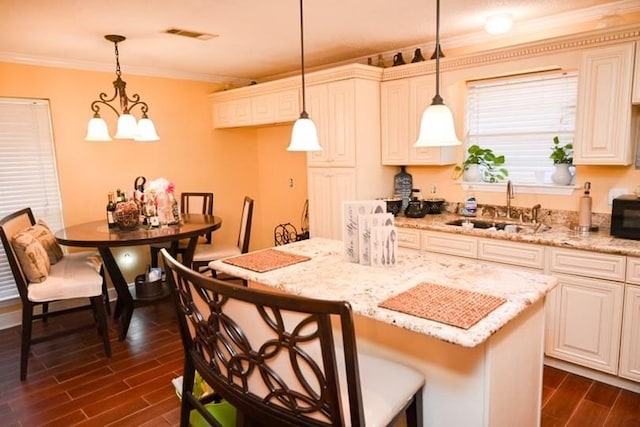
<box><xmin>404</xmin><ymin>189</ymin><xmax>427</xmax><ymax>218</ymax></box>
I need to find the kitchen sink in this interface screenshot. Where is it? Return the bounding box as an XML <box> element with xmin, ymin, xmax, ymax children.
<box><xmin>445</xmin><ymin>219</ymin><xmax>549</xmax><ymax>234</ymax></box>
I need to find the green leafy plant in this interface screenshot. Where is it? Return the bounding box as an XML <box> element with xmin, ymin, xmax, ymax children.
<box><xmin>549</xmin><ymin>136</ymin><xmax>573</xmax><ymax>164</ymax></box>
<box><xmin>453</xmin><ymin>144</ymin><xmax>508</xmax><ymax>183</ymax></box>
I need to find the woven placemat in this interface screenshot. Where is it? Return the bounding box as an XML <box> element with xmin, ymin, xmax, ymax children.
<box><xmin>222</xmin><ymin>249</ymin><xmax>311</xmax><ymax>273</ymax></box>
<box><xmin>379</xmin><ymin>283</ymin><xmax>506</xmax><ymax>329</ymax></box>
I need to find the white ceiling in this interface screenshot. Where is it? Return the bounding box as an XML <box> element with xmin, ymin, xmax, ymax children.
<box><xmin>0</xmin><ymin>0</ymin><xmax>638</xmax><ymax>85</ymax></box>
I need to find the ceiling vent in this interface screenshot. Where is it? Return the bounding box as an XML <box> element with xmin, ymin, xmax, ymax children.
<box><xmin>164</xmin><ymin>28</ymin><xmax>218</xmax><ymax>41</ymax></box>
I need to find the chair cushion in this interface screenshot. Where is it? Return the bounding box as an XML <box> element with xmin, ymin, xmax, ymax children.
<box><xmin>27</xmin><ymin>252</ymin><xmax>104</xmax><ymax>302</ymax></box>
<box><xmin>355</xmin><ymin>351</ymin><xmax>424</xmax><ymax>427</ymax></box>
<box><xmin>195</xmin><ymin>243</ymin><xmax>241</xmax><ymax>263</ymax></box>
<box><xmin>29</xmin><ymin>220</ymin><xmax>65</xmax><ymax>264</ymax></box>
<box><xmin>11</xmin><ymin>231</ymin><xmax>50</xmax><ymax>283</ymax></box>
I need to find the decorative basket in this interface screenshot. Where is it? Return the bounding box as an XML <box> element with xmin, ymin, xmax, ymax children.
<box><xmin>114</xmin><ymin>201</ymin><xmax>140</xmax><ymax>229</ymax></box>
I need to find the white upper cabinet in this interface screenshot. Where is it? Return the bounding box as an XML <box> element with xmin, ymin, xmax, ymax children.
<box><xmin>306</xmin><ymin>81</ymin><xmax>356</xmax><ymax>167</ymax></box>
<box><xmin>381</xmin><ymin>75</ymin><xmax>457</xmax><ymax>165</ymax></box>
<box><xmin>573</xmin><ymin>42</ymin><xmax>636</xmax><ymax>165</ymax></box>
<box><xmin>211</xmin><ymin>85</ymin><xmax>300</xmax><ymax>128</ymax></box>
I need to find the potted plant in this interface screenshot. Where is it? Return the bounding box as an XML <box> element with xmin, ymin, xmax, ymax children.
<box><xmin>453</xmin><ymin>144</ymin><xmax>508</xmax><ymax>183</ymax></box>
<box><xmin>549</xmin><ymin>136</ymin><xmax>574</xmax><ymax>185</ymax></box>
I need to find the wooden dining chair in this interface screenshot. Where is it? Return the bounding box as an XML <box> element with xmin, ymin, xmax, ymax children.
<box><xmin>191</xmin><ymin>196</ymin><xmax>253</xmax><ymax>277</ymax></box>
<box><xmin>161</xmin><ymin>248</ymin><xmax>425</xmax><ymax>427</ymax></box>
<box><xmin>150</xmin><ymin>192</ymin><xmax>214</xmax><ymax>267</ymax></box>
<box><xmin>0</xmin><ymin>208</ymin><xmax>111</xmax><ymax>380</ymax></box>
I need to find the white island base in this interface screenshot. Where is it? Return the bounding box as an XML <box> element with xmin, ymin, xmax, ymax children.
<box><xmin>352</xmin><ymin>299</ymin><xmax>544</xmax><ymax>427</ymax></box>
<box><xmin>251</xmin><ymin>278</ymin><xmax>544</xmax><ymax>427</ymax></box>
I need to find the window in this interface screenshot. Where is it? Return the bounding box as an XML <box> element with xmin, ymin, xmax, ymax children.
<box><xmin>465</xmin><ymin>71</ymin><xmax>577</xmax><ymax>184</ymax></box>
<box><xmin>0</xmin><ymin>98</ymin><xmax>63</xmax><ymax>301</ymax></box>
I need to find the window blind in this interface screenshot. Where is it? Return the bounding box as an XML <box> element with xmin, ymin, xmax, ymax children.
<box><xmin>465</xmin><ymin>72</ymin><xmax>577</xmax><ymax>183</ymax></box>
<box><xmin>0</xmin><ymin>98</ymin><xmax>63</xmax><ymax>301</ymax></box>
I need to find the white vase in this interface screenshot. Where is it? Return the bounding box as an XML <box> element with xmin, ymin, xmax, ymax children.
<box><xmin>463</xmin><ymin>164</ymin><xmax>483</xmax><ymax>182</ymax></box>
<box><xmin>551</xmin><ymin>163</ymin><xmax>574</xmax><ymax>185</ymax></box>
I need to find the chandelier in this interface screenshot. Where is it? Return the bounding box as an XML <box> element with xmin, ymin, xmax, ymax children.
<box><xmin>414</xmin><ymin>0</ymin><xmax>461</xmax><ymax>147</ymax></box>
<box><xmin>85</xmin><ymin>35</ymin><xmax>159</xmax><ymax>142</ymax></box>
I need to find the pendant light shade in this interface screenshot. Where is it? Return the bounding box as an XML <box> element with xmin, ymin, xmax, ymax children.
<box><xmin>287</xmin><ymin>0</ymin><xmax>322</xmax><ymax>152</ymax></box>
<box><xmin>414</xmin><ymin>0</ymin><xmax>461</xmax><ymax>148</ymax></box>
<box><xmin>289</xmin><ymin>113</ymin><xmax>321</xmax><ymax>151</ymax></box>
<box><xmin>85</xmin><ymin>117</ymin><xmax>112</xmax><ymax>141</ymax></box>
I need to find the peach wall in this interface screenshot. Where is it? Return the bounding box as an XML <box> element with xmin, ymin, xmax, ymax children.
<box><xmin>0</xmin><ymin>62</ymin><xmax>307</xmax><ymax>289</ymax></box>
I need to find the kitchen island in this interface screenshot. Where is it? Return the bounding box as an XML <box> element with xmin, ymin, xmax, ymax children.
<box><xmin>210</xmin><ymin>238</ymin><xmax>558</xmax><ymax>426</ymax></box>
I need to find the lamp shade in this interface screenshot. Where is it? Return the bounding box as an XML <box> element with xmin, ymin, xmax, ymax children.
<box><xmin>414</xmin><ymin>104</ymin><xmax>462</xmax><ymax>147</ymax></box>
<box><xmin>85</xmin><ymin>117</ymin><xmax>112</xmax><ymax>141</ymax></box>
<box><xmin>114</xmin><ymin>114</ymin><xmax>138</xmax><ymax>139</ymax></box>
<box><xmin>135</xmin><ymin>117</ymin><xmax>160</xmax><ymax>142</ymax></box>
<box><xmin>287</xmin><ymin>116</ymin><xmax>322</xmax><ymax>151</ymax></box>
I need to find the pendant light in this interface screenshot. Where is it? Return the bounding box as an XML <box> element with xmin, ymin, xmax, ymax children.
<box><xmin>414</xmin><ymin>0</ymin><xmax>461</xmax><ymax>147</ymax></box>
<box><xmin>287</xmin><ymin>0</ymin><xmax>322</xmax><ymax>152</ymax></box>
<box><xmin>85</xmin><ymin>35</ymin><xmax>159</xmax><ymax>142</ymax></box>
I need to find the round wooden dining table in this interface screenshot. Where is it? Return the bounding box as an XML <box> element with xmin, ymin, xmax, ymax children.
<box><xmin>55</xmin><ymin>213</ymin><xmax>222</xmax><ymax>340</ymax></box>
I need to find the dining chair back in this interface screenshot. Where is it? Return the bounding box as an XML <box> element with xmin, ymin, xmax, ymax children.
<box><xmin>191</xmin><ymin>196</ymin><xmax>254</xmax><ymax>275</ymax></box>
<box><xmin>0</xmin><ymin>208</ymin><xmax>111</xmax><ymax>380</ymax></box>
<box><xmin>161</xmin><ymin>248</ymin><xmax>424</xmax><ymax>427</ymax></box>
<box><xmin>151</xmin><ymin>192</ymin><xmax>214</xmax><ymax>267</ymax></box>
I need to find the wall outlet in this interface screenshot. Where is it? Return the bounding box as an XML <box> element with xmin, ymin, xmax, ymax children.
<box><xmin>608</xmin><ymin>188</ymin><xmax>629</xmax><ymax>204</ymax></box>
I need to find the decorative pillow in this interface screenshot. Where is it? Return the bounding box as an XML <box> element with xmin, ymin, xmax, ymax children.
<box><xmin>23</xmin><ymin>220</ymin><xmax>64</xmax><ymax>264</ymax></box>
<box><xmin>11</xmin><ymin>231</ymin><xmax>51</xmax><ymax>283</ymax></box>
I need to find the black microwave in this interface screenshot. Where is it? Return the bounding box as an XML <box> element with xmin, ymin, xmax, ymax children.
<box><xmin>611</xmin><ymin>195</ymin><xmax>640</xmax><ymax>240</ymax></box>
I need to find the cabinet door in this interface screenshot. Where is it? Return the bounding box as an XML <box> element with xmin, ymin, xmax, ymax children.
<box><xmin>573</xmin><ymin>42</ymin><xmax>635</xmax><ymax>165</ymax></box>
<box><xmin>212</xmin><ymin>98</ymin><xmax>252</xmax><ymax>128</ymax></box>
<box><xmin>307</xmin><ymin>168</ymin><xmax>356</xmax><ymax>240</ymax></box>
<box><xmin>619</xmin><ymin>284</ymin><xmax>640</xmax><ymax>382</ymax></box>
<box><xmin>633</xmin><ymin>41</ymin><xmax>640</xmax><ymax>105</ymax></box>
<box><xmin>306</xmin><ymin>82</ymin><xmax>356</xmax><ymax>167</ymax></box>
<box><xmin>275</xmin><ymin>88</ymin><xmax>301</xmax><ymax>123</ymax></box>
<box><xmin>545</xmin><ymin>274</ymin><xmax>623</xmax><ymax>374</ymax></box>
<box><xmin>396</xmin><ymin>227</ymin><xmax>421</xmax><ymax>250</ymax></box>
<box><xmin>252</xmin><ymin>93</ymin><xmax>275</xmax><ymax>125</ymax></box>
<box><xmin>381</xmin><ymin>80</ymin><xmax>410</xmax><ymax>164</ymax></box>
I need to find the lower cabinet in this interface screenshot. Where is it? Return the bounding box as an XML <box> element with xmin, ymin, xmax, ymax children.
<box><xmin>620</xmin><ymin>285</ymin><xmax>640</xmax><ymax>381</ymax></box>
<box><xmin>397</xmin><ymin>226</ymin><xmax>640</xmax><ymax>384</ymax></box>
<box><xmin>307</xmin><ymin>167</ymin><xmax>355</xmax><ymax>240</ymax></box>
<box><xmin>544</xmin><ymin>273</ymin><xmax>624</xmax><ymax>374</ymax></box>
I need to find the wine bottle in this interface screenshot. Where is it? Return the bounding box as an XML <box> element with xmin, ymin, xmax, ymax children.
<box><xmin>106</xmin><ymin>192</ymin><xmax>116</xmax><ymax>228</ymax></box>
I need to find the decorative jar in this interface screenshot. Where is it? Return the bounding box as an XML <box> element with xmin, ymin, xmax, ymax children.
<box><xmin>114</xmin><ymin>200</ymin><xmax>140</xmax><ymax>229</ymax></box>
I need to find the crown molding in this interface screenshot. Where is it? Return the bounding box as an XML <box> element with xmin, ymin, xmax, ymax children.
<box><xmin>381</xmin><ymin>24</ymin><xmax>640</xmax><ymax>81</ymax></box>
<box><xmin>0</xmin><ymin>51</ymin><xmax>251</xmax><ymax>86</ymax></box>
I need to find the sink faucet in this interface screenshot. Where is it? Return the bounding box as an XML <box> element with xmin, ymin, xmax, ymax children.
<box><xmin>531</xmin><ymin>204</ymin><xmax>541</xmax><ymax>224</ymax></box>
<box><xmin>506</xmin><ymin>180</ymin><xmax>514</xmax><ymax>219</ymax></box>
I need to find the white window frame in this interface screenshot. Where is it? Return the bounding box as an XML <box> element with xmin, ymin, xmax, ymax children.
<box><xmin>459</xmin><ymin>71</ymin><xmax>579</xmax><ymax>195</ymax></box>
<box><xmin>0</xmin><ymin>98</ymin><xmax>64</xmax><ymax>302</ymax></box>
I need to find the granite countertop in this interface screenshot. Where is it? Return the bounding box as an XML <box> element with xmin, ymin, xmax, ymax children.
<box><xmin>209</xmin><ymin>238</ymin><xmax>557</xmax><ymax>348</ymax></box>
<box><xmin>395</xmin><ymin>213</ymin><xmax>640</xmax><ymax>257</ymax></box>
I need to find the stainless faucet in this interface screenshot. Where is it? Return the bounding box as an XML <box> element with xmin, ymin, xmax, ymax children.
<box><xmin>506</xmin><ymin>180</ymin><xmax>514</xmax><ymax>219</ymax></box>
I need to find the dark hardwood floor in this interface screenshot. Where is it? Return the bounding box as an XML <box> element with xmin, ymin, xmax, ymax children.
<box><xmin>0</xmin><ymin>299</ymin><xmax>638</xmax><ymax>426</ymax></box>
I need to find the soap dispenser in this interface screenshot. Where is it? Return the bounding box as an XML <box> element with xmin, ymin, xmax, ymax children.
<box><xmin>578</xmin><ymin>181</ymin><xmax>592</xmax><ymax>231</ymax></box>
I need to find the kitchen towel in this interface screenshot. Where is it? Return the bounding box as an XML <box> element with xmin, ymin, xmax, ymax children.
<box><xmin>379</xmin><ymin>282</ymin><xmax>507</xmax><ymax>329</ymax></box>
<box><xmin>222</xmin><ymin>249</ymin><xmax>310</xmax><ymax>273</ymax></box>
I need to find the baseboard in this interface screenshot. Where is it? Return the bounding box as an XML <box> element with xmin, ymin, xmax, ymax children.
<box><xmin>544</xmin><ymin>356</ymin><xmax>640</xmax><ymax>394</ymax></box>
<box><xmin>0</xmin><ymin>288</ymin><xmax>118</xmax><ymax>330</ymax></box>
